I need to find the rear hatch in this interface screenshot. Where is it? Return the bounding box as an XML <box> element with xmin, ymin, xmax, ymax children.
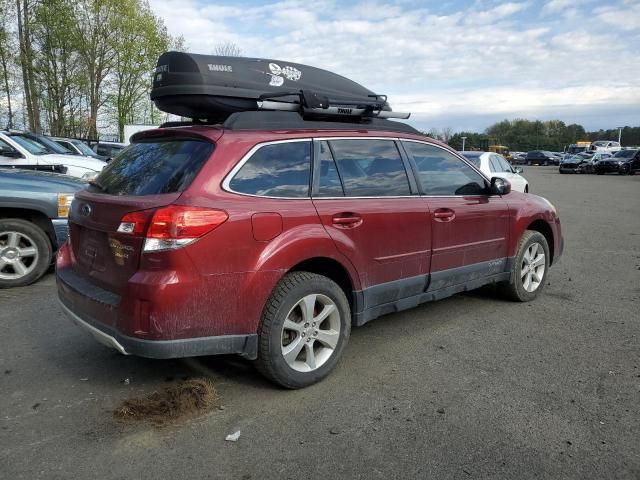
<box><xmin>68</xmin><ymin>133</ymin><xmax>217</xmax><ymax>294</ymax></box>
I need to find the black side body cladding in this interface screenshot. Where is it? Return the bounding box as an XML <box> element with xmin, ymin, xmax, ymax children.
<box><xmin>352</xmin><ymin>257</ymin><xmax>515</xmax><ymax>327</ymax></box>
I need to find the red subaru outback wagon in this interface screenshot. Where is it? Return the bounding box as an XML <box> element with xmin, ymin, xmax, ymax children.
<box><xmin>57</xmin><ymin>112</ymin><xmax>563</xmax><ymax>388</ymax></box>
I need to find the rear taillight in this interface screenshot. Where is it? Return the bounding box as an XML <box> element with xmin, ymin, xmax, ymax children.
<box><xmin>117</xmin><ymin>206</ymin><xmax>228</xmax><ymax>252</ymax></box>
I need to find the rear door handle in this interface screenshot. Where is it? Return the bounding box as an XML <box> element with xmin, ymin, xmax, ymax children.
<box><xmin>332</xmin><ymin>213</ymin><xmax>363</xmax><ymax>228</ymax></box>
<box><xmin>433</xmin><ymin>208</ymin><xmax>455</xmax><ymax>221</ymax></box>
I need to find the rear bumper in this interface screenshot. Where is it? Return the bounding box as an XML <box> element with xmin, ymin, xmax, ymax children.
<box><xmin>56</xmin><ymin>263</ymin><xmax>259</xmax><ymax>359</ymax></box>
<box><xmin>59</xmin><ymin>299</ymin><xmax>257</xmax><ymax>359</ymax></box>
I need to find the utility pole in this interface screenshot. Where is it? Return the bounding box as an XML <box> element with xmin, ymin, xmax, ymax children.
<box><xmin>617</xmin><ymin>126</ymin><xmax>623</xmax><ymax>144</ymax></box>
<box><xmin>461</xmin><ymin>136</ymin><xmax>467</xmax><ymax>151</ymax></box>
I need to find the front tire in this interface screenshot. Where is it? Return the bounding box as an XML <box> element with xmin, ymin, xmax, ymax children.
<box><xmin>0</xmin><ymin>219</ymin><xmax>52</xmax><ymax>288</ymax></box>
<box><xmin>499</xmin><ymin>230</ymin><xmax>550</xmax><ymax>302</ymax></box>
<box><xmin>255</xmin><ymin>272</ymin><xmax>351</xmax><ymax>389</ymax></box>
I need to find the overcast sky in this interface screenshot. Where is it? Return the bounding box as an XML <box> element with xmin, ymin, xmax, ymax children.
<box><xmin>149</xmin><ymin>0</ymin><xmax>640</xmax><ymax>133</ymax></box>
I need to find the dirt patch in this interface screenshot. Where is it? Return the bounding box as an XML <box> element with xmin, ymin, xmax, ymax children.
<box><xmin>114</xmin><ymin>378</ymin><xmax>218</xmax><ymax>426</ymax></box>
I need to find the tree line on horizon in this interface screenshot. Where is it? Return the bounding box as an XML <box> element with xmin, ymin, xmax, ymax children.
<box><xmin>0</xmin><ymin>0</ymin><xmax>186</xmax><ymax>141</ymax></box>
<box><xmin>427</xmin><ymin>119</ymin><xmax>640</xmax><ymax>152</ymax></box>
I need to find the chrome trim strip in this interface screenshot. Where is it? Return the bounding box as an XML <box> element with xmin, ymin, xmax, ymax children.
<box><xmin>221</xmin><ymin>136</ymin><xmax>492</xmax><ymax>200</ymax></box>
<box><xmin>59</xmin><ymin>300</ymin><xmax>128</xmax><ymax>355</ymax></box>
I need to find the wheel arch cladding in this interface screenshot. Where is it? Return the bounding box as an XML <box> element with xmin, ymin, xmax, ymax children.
<box><xmin>526</xmin><ymin>219</ymin><xmax>554</xmax><ymax>262</ymax></box>
<box><xmin>289</xmin><ymin>257</ymin><xmax>355</xmax><ymax>311</ymax></box>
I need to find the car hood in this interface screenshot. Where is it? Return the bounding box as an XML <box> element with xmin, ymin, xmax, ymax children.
<box><xmin>37</xmin><ymin>154</ymin><xmax>106</xmax><ymax>171</ymax></box>
<box><xmin>0</xmin><ymin>169</ymin><xmax>86</xmax><ymax>192</ymax></box>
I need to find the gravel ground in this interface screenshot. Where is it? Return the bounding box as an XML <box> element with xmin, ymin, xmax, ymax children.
<box><xmin>1</xmin><ymin>166</ymin><xmax>639</xmax><ymax>480</ymax></box>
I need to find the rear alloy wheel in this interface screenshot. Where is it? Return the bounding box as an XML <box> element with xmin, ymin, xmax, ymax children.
<box><xmin>499</xmin><ymin>230</ymin><xmax>550</xmax><ymax>302</ymax></box>
<box><xmin>0</xmin><ymin>219</ymin><xmax>52</xmax><ymax>288</ymax></box>
<box><xmin>255</xmin><ymin>272</ymin><xmax>350</xmax><ymax>388</ymax></box>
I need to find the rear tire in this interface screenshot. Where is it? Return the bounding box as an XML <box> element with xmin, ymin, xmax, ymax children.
<box><xmin>499</xmin><ymin>230</ymin><xmax>550</xmax><ymax>302</ymax></box>
<box><xmin>255</xmin><ymin>272</ymin><xmax>351</xmax><ymax>389</ymax></box>
<box><xmin>0</xmin><ymin>219</ymin><xmax>52</xmax><ymax>288</ymax></box>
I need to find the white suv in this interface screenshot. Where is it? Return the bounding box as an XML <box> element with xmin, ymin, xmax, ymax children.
<box><xmin>0</xmin><ymin>131</ymin><xmax>106</xmax><ymax>180</ymax></box>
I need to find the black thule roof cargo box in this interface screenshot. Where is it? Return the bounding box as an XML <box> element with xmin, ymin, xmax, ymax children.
<box><xmin>150</xmin><ymin>51</ymin><xmax>410</xmax><ymax>123</ymax></box>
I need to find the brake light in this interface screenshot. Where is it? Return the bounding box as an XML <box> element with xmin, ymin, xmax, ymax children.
<box><xmin>117</xmin><ymin>205</ymin><xmax>228</xmax><ymax>252</ymax></box>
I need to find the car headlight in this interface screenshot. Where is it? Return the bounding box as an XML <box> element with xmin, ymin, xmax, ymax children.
<box><xmin>57</xmin><ymin>193</ymin><xmax>74</xmax><ymax>218</ymax></box>
<box><xmin>81</xmin><ymin>171</ymin><xmax>98</xmax><ymax>181</ymax></box>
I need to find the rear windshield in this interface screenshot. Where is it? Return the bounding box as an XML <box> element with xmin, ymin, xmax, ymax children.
<box><xmin>91</xmin><ymin>139</ymin><xmax>213</xmax><ymax>195</ymax></box>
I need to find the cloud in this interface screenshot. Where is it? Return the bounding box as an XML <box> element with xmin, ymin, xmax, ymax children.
<box><xmin>148</xmin><ymin>0</ymin><xmax>640</xmax><ymax>131</ymax></box>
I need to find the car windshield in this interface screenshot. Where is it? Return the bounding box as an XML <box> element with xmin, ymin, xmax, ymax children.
<box><xmin>8</xmin><ymin>134</ymin><xmax>49</xmax><ymax>155</ymax></box>
<box><xmin>613</xmin><ymin>150</ymin><xmax>636</xmax><ymax>158</ymax></box>
<box><xmin>31</xmin><ymin>135</ymin><xmax>74</xmax><ymax>154</ymax></box>
<box><xmin>462</xmin><ymin>153</ymin><xmax>481</xmax><ymax>167</ymax></box>
<box><xmin>72</xmin><ymin>140</ymin><xmax>96</xmax><ymax>156</ymax></box>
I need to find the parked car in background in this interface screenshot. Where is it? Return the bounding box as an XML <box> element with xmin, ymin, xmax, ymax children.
<box><xmin>52</xmin><ymin>137</ymin><xmax>108</xmax><ymax>161</ymax></box>
<box><xmin>462</xmin><ymin>151</ymin><xmax>529</xmax><ymax>192</ymax></box>
<box><xmin>594</xmin><ymin>149</ymin><xmax>640</xmax><ymax>175</ymax></box>
<box><xmin>560</xmin><ymin>152</ymin><xmax>611</xmax><ymax>174</ymax></box>
<box><xmin>590</xmin><ymin>140</ymin><xmax>622</xmax><ymax>154</ymax></box>
<box><xmin>526</xmin><ymin>150</ymin><xmax>559</xmax><ymax>166</ymax></box>
<box><xmin>1</xmin><ymin>169</ymin><xmax>85</xmax><ymax>288</ymax></box>
<box><xmin>512</xmin><ymin>152</ymin><xmax>527</xmax><ymax>164</ymax></box>
<box><xmin>0</xmin><ymin>131</ymin><xmax>106</xmax><ymax>180</ymax></box>
<box><xmin>93</xmin><ymin>141</ymin><xmax>127</xmax><ymax>161</ymax></box>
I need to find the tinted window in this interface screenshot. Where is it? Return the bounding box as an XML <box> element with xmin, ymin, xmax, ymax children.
<box><xmin>316</xmin><ymin>141</ymin><xmax>344</xmax><ymax>197</ymax></box>
<box><xmin>488</xmin><ymin>156</ymin><xmax>500</xmax><ymax>172</ymax></box>
<box><xmin>404</xmin><ymin>142</ymin><xmax>486</xmax><ymax>196</ymax></box>
<box><xmin>329</xmin><ymin>139</ymin><xmax>411</xmax><ymax>196</ymax></box>
<box><xmin>93</xmin><ymin>139</ymin><xmax>213</xmax><ymax>196</ymax></box>
<box><xmin>229</xmin><ymin>141</ymin><xmax>311</xmax><ymax>197</ymax></box>
<box><xmin>494</xmin><ymin>155</ymin><xmax>512</xmax><ymax>173</ymax></box>
<box><xmin>462</xmin><ymin>154</ymin><xmax>481</xmax><ymax>167</ymax></box>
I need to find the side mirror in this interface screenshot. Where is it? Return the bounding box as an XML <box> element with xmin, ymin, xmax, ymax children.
<box><xmin>514</xmin><ymin>166</ymin><xmax>524</xmax><ymax>174</ymax></box>
<box><xmin>490</xmin><ymin>177</ymin><xmax>511</xmax><ymax>195</ymax></box>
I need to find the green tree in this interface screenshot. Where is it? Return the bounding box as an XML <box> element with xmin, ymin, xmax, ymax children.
<box><xmin>108</xmin><ymin>0</ymin><xmax>171</xmax><ymax>141</ymax></box>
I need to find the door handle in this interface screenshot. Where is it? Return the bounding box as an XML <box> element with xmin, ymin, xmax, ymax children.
<box><xmin>433</xmin><ymin>208</ymin><xmax>455</xmax><ymax>221</ymax></box>
<box><xmin>332</xmin><ymin>213</ymin><xmax>363</xmax><ymax>228</ymax></box>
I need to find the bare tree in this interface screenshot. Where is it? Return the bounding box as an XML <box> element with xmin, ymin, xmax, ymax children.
<box><xmin>16</xmin><ymin>0</ymin><xmax>40</xmax><ymax>131</ymax></box>
<box><xmin>441</xmin><ymin>127</ymin><xmax>454</xmax><ymax>143</ymax></box>
<box><xmin>213</xmin><ymin>41</ymin><xmax>243</xmax><ymax>57</ymax></box>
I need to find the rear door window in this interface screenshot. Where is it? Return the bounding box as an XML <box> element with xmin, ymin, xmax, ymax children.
<box><xmin>404</xmin><ymin>141</ymin><xmax>487</xmax><ymax>196</ymax></box>
<box><xmin>228</xmin><ymin>140</ymin><xmax>311</xmax><ymax>197</ymax></box>
<box><xmin>328</xmin><ymin>139</ymin><xmax>411</xmax><ymax>196</ymax></box>
<box><xmin>92</xmin><ymin>139</ymin><xmax>213</xmax><ymax>196</ymax></box>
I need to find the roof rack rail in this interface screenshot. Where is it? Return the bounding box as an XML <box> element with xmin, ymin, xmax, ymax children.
<box><xmin>257</xmin><ymin>90</ymin><xmax>410</xmax><ymax>120</ymax></box>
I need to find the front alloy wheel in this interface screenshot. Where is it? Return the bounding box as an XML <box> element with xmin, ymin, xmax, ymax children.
<box><xmin>0</xmin><ymin>219</ymin><xmax>52</xmax><ymax>288</ymax></box>
<box><xmin>499</xmin><ymin>230</ymin><xmax>550</xmax><ymax>302</ymax></box>
<box><xmin>520</xmin><ymin>242</ymin><xmax>546</xmax><ymax>293</ymax></box>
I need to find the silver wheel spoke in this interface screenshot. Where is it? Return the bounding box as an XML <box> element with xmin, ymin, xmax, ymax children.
<box><xmin>18</xmin><ymin>246</ymin><xmax>37</xmax><ymax>257</ymax></box>
<box><xmin>300</xmin><ymin>294</ymin><xmax>317</xmax><ymax>322</ymax></box>
<box><xmin>521</xmin><ymin>264</ymin><xmax>530</xmax><ymax>277</ymax></box>
<box><xmin>12</xmin><ymin>259</ymin><xmax>27</xmax><ymax>276</ymax></box>
<box><xmin>315</xmin><ymin>329</ymin><xmax>339</xmax><ymax>349</ymax></box>
<box><xmin>0</xmin><ymin>259</ymin><xmax>6</xmax><ymax>270</ymax></box>
<box><xmin>7</xmin><ymin>232</ymin><xmax>19</xmax><ymax>248</ymax></box>
<box><xmin>283</xmin><ymin>318</ymin><xmax>303</xmax><ymax>332</ymax></box>
<box><xmin>531</xmin><ymin>254</ymin><xmax>545</xmax><ymax>268</ymax></box>
<box><xmin>532</xmin><ymin>271</ymin><xmax>542</xmax><ymax>283</ymax></box>
<box><xmin>304</xmin><ymin>342</ymin><xmax>317</xmax><ymax>369</ymax></box>
<box><xmin>313</xmin><ymin>303</ymin><xmax>335</xmax><ymax>325</ymax></box>
<box><xmin>283</xmin><ymin>336</ymin><xmax>305</xmax><ymax>364</ymax></box>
